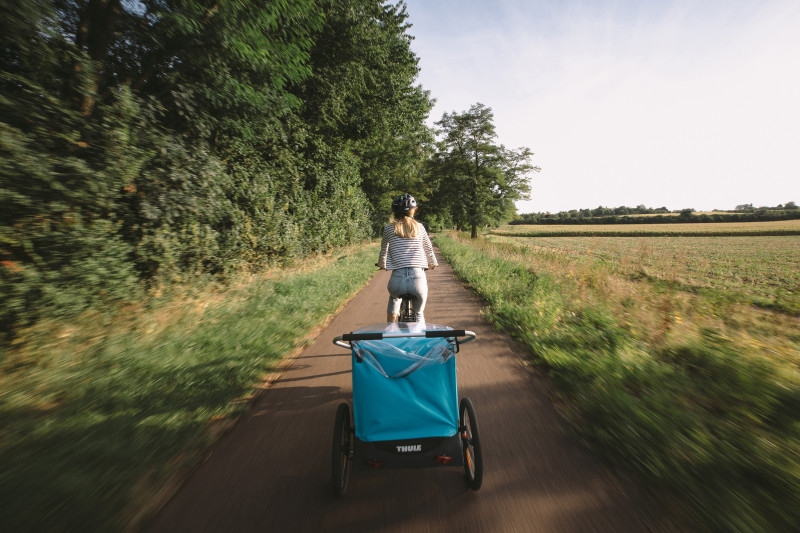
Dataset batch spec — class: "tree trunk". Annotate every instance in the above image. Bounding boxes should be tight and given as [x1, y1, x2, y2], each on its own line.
[131, 3, 218, 93]
[471, 224, 477, 238]
[72, 0, 121, 117]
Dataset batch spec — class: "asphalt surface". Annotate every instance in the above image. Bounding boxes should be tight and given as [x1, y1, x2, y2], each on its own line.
[143, 251, 667, 532]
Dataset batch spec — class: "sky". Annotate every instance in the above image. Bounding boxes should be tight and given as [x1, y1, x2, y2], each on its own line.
[401, 0, 800, 214]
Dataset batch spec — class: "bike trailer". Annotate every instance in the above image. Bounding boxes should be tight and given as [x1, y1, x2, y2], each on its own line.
[332, 323, 483, 496]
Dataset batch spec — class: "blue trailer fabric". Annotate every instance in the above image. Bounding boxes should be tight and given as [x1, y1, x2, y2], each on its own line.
[350, 324, 459, 442]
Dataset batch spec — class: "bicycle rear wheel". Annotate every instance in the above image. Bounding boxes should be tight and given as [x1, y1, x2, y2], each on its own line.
[399, 295, 418, 322]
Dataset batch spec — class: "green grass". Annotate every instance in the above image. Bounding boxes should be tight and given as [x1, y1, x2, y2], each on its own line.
[434, 232, 800, 532]
[0, 244, 378, 532]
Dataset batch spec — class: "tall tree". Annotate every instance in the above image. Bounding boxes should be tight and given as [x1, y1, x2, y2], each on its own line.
[298, 0, 434, 231]
[428, 103, 538, 237]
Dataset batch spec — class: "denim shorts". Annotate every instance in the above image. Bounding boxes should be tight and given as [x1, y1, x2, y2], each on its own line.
[387, 267, 428, 321]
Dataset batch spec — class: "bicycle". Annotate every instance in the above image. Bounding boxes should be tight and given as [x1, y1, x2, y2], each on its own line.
[376, 264, 424, 323]
[398, 293, 418, 322]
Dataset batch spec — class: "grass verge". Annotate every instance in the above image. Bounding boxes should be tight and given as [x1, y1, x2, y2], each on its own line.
[435, 232, 800, 532]
[0, 243, 378, 532]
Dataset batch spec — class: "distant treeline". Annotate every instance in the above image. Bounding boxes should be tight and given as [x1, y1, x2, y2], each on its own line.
[512, 203, 800, 225]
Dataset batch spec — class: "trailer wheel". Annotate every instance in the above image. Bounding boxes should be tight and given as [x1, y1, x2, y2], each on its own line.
[332, 402, 353, 497]
[459, 397, 483, 490]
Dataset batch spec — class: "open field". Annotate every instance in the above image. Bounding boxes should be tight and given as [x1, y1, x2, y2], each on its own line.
[435, 231, 800, 532]
[495, 219, 800, 236]
[488, 234, 800, 314]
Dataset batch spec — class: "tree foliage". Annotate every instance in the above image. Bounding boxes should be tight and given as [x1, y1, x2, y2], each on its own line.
[299, 0, 434, 232]
[425, 103, 538, 237]
[0, 0, 433, 341]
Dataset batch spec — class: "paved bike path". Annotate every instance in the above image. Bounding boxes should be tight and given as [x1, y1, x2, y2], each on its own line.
[144, 250, 664, 532]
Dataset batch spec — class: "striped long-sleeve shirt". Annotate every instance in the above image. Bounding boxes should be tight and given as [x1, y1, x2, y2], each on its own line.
[378, 223, 438, 270]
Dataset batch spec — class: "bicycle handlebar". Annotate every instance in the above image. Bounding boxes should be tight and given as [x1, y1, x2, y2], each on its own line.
[375, 263, 429, 271]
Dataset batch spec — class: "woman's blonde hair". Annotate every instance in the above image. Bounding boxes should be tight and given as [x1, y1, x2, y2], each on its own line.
[391, 213, 419, 239]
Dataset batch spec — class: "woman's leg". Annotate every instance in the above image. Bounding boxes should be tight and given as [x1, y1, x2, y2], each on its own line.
[386, 270, 403, 322]
[410, 269, 428, 322]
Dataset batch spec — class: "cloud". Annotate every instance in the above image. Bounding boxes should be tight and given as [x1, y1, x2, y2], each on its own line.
[405, 0, 800, 212]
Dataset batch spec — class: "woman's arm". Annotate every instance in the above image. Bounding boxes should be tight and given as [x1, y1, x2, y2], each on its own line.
[420, 226, 437, 269]
[378, 225, 391, 269]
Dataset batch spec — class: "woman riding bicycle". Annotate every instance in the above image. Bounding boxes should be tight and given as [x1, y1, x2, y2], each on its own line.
[377, 194, 438, 323]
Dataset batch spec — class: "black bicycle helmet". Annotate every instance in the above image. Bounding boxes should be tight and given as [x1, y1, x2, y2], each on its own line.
[391, 194, 417, 215]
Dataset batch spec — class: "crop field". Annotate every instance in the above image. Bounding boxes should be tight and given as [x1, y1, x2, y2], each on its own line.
[495, 219, 800, 236]
[487, 234, 800, 311]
